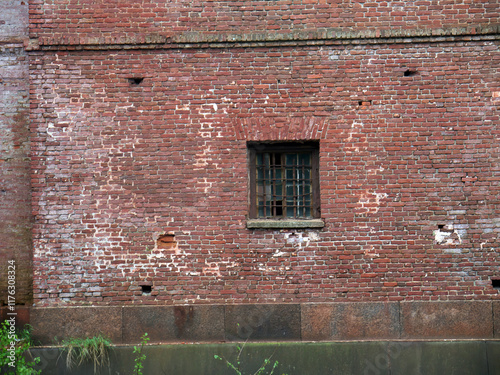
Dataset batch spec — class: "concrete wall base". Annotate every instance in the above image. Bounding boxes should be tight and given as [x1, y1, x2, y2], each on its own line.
[29, 341, 500, 375]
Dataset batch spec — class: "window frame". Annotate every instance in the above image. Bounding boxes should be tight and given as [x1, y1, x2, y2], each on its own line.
[248, 141, 321, 221]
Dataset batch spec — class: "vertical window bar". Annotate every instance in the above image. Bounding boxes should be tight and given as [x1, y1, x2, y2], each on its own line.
[298, 161, 302, 217]
[298, 162, 302, 217]
[297, 160, 300, 218]
[291, 161, 295, 218]
[280, 153, 286, 218]
[272, 153, 276, 217]
[276, 153, 283, 217]
[262, 154, 267, 217]
[302, 158, 306, 217]
[265, 153, 270, 217]
[260, 158, 264, 216]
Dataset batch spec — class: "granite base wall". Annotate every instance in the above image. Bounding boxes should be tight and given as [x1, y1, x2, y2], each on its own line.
[23, 301, 500, 345]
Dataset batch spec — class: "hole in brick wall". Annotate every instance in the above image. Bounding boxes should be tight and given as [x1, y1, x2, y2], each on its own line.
[141, 285, 152, 295]
[492, 279, 500, 290]
[437, 224, 454, 233]
[358, 100, 372, 106]
[128, 77, 144, 85]
[404, 69, 417, 77]
[461, 176, 478, 184]
[157, 234, 176, 249]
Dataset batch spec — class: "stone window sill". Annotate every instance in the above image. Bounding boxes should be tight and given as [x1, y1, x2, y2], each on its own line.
[246, 219, 325, 229]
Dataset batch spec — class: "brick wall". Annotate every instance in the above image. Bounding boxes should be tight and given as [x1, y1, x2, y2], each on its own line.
[29, 0, 499, 46]
[0, 0, 31, 306]
[30, 39, 500, 306]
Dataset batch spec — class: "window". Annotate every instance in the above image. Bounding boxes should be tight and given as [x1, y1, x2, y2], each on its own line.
[248, 141, 321, 226]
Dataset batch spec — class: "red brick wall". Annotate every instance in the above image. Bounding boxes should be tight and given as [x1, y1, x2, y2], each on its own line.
[0, 0, 32, 306]
[30, 40, 500, 306]
[29, 0, 499, 45]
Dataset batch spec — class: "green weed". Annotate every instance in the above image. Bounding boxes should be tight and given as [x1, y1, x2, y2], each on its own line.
[214, 342, 285, 375]
[60, 334, 112, 374]
[0, 320, 41, 375]
[133, 332, 149, 375]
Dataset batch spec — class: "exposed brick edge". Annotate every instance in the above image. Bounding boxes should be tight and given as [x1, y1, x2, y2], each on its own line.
[27, 24, 500, 51]
[0, 38, 27, 45]
[26, 301, 500, 345]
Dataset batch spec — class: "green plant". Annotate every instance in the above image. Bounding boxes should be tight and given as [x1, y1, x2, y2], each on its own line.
[133, 332, 149, 375]
[0, 320, 41, 375]
[61, 334, 112, 374]
[214, 342, 285, 375]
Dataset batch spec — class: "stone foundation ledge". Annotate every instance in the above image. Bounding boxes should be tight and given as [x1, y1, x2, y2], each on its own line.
[17, 301, 500, 345]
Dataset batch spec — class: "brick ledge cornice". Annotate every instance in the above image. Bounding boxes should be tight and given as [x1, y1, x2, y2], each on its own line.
[27, 23, 500, 51]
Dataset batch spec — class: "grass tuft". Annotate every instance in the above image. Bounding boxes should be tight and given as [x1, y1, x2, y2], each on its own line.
[61, 334, 112, 374]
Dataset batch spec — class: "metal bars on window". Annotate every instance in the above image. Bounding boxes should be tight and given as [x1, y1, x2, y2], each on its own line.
[248, 142, 320, 219]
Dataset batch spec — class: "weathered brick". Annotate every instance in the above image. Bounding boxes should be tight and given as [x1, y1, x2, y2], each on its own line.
[0, 0, 31, 306]
[16, 0, 500, 310]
